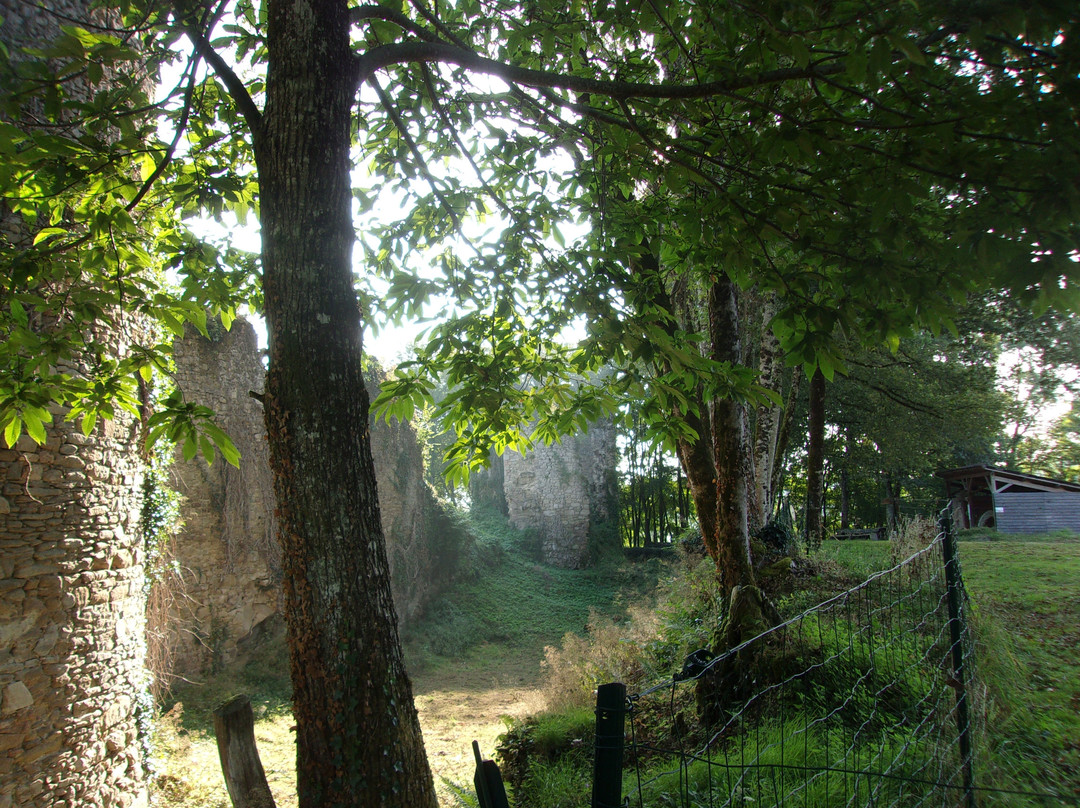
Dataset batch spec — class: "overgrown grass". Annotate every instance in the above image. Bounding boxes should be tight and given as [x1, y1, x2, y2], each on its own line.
[401, 506, 665, 669]
[151, 634, 297, 808]
[151, 506, 666, 807]
[959, 539, 1080, 806]
[510, 532, 1078, 808]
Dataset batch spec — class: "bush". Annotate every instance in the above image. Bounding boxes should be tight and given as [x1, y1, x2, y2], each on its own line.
[496, 709, 594, 804]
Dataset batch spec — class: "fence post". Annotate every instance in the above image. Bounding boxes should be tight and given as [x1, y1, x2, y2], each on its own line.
[591, 682, 626, 808]
[938, 511, 977, 808]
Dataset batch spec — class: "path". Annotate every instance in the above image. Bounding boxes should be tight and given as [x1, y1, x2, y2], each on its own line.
[412, 647, 547, 806]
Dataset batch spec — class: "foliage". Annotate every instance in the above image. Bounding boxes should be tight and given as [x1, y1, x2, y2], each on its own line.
[0, 10, 254, 462]
[6, 0, 1080, 803]
[495, 708, 594, 804]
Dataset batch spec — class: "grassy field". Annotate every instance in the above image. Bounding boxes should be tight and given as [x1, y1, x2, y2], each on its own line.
[148, 525, 1080, 807]
[820, 533, 1080, 806]
[959, 538, 1080, 806]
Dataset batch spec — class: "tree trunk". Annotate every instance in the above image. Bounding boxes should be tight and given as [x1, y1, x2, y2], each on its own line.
[769, 370, 802, 511]
[675, 409, 720, 560]
[839, 431, 851, 530]
[751, 293, 782, 531]
[707, 276, 756, 592]
[259, 1, 436, 805]
[884, 474, 900, 531]
[805, 368, 826, 550]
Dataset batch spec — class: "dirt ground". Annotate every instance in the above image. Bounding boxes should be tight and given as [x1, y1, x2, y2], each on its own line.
[412, 648, 548, 805]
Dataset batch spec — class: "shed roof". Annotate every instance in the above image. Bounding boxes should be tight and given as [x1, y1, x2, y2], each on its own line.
[938, 464, 1080, 495]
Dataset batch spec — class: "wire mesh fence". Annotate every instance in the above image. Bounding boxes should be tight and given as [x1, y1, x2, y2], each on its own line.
[595, 517, 979, 808]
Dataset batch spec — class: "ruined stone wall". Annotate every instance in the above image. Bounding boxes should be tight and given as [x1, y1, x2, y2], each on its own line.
[166, 324, 460, 678]
[166, 320, 280, 677]
[1, 2, 150, 806]
[365, 367, 464, 626]
[503, 423, 618, 568]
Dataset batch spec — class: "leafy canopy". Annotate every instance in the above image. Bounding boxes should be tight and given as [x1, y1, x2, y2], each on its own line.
[1, 0, 1078, 470]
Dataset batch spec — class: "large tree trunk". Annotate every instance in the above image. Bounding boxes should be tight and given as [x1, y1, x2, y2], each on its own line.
[707, 276, 756, 592]
[675, 408, 720, 560]
[805, 368, 826, 550]
[259, 1, 436, 805]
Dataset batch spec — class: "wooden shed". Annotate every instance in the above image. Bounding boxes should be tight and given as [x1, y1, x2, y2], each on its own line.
[939, 465, 1080, 533]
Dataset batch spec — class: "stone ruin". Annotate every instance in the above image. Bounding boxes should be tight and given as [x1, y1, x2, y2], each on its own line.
[477, 425, 619, 569]
[1, 2, 151, 805]
[0, 397, 150, 808]
[163, 320, 465, 679]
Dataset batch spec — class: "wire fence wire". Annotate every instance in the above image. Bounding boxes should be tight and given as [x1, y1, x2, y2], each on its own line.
[616, 526, 979, 808]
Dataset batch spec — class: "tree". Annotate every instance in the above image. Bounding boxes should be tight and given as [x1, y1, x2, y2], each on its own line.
[378, 4, 1080, 647]
[4, 1, 1080, 804]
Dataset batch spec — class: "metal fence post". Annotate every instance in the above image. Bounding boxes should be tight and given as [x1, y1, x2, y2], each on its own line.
[938, 511, 977, 808]
[591, 682, 626, 808]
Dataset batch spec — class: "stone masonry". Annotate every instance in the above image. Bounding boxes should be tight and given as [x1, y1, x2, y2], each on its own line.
[0, 413, 148, 808]
[1, 2, 150, 806]
[166, 322, 461, 679]
[166, 320, 280, 677]
[503, 423, 618, 568]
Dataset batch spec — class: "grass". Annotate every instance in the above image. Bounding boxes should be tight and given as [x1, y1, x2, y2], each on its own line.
[817, 534, 1080, 806]
[150, 633, 297, 808]
[150, 518, 1079, 808]
[149, 506, 665, 807]
[958, 539, 1080, 806]
[400, 506, 665, 667]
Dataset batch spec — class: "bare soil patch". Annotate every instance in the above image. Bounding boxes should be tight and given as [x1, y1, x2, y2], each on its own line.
[412, 646, 547, 805]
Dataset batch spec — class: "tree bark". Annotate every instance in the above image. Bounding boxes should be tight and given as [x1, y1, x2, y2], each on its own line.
[707, 276, 755, 592]
[751, 293, 782, 531]
[769, 370, 801, 510]
[839, 430, 851, 530]
[675, 408, 720, 561]
[805, 368, 826, 550]
[214, 695, 276, 808]
[259, 1, 436, 805]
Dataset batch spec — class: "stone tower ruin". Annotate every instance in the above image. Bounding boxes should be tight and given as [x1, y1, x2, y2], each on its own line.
[1, 3, 151, 806]
[501, 425, 619, 569]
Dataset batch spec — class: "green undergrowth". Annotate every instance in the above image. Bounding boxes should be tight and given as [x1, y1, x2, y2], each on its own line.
[151, 505, 667, 807]
[505, 534, 1079, 808]
[401, 506, 666, 670]
[960, 540, 1080, 806]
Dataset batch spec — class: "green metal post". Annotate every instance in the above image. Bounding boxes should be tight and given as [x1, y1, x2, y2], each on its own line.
[591, 682, 626, 808]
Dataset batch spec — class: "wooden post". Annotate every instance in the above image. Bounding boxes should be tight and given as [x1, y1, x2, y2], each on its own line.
[213, 694, 276, 808]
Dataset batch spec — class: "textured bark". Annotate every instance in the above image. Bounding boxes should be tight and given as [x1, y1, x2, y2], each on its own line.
[751, 294, 782, 531]
[707, 277, 756, 592]
[769, 370, 801, 507]
[214, 696, 276, 808]
[839, 431, 851, 530]
[675, 408, 719, 560]
[258, 1, 436, 805]
[805, 368, 827, 549]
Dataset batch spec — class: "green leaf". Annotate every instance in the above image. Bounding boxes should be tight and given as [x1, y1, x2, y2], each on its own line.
[21, 407, 49, 444]
[3, 416, 21, 449]
[81, 411, 98, 436]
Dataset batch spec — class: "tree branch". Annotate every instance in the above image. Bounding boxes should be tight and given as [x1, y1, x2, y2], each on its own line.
[354, 40, 844, 100]
[369, 76, 472, 252]
[176, 9, 262, 136]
